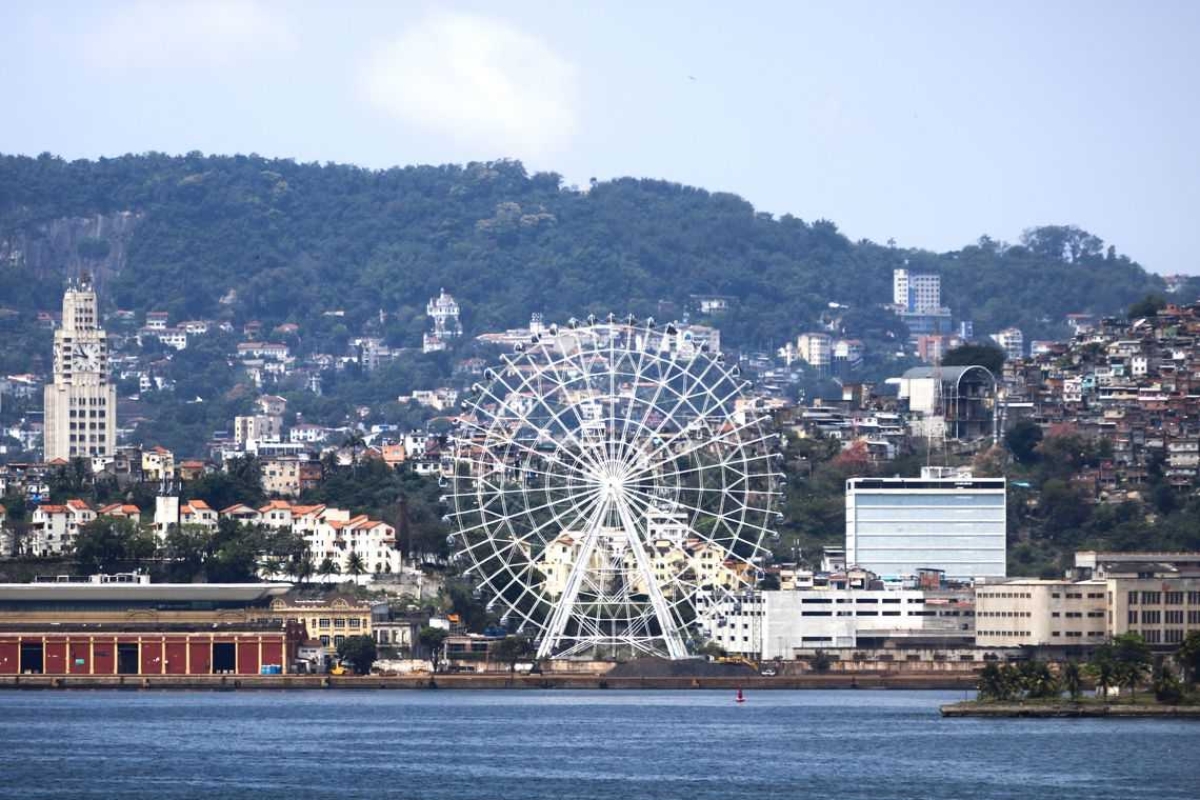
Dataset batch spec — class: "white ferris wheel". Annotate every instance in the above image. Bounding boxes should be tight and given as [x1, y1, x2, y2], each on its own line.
[446, 316, 781, 659]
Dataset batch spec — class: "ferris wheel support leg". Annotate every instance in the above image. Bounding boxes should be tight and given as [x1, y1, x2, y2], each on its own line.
[536, 502, 608, 660]
[613, 497, 689, 660]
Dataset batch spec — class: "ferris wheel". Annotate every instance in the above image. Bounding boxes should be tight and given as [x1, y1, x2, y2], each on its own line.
[445, 317, 781, 659]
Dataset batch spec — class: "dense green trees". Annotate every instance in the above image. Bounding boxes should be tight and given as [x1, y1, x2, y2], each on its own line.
[0, 153, 1167, 376]
[336, 635, 378, 675]
[941, 343, 1006, 374]
[73, 517, 155, 574]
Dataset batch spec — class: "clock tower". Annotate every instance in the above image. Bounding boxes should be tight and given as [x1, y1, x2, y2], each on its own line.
[43, 275, 117, 461]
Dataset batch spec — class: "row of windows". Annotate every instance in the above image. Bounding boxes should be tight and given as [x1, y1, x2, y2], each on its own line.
[1139, 630, 1192, 644]
[315, 618, 363, 629]
[980, 631, 1031, 637]
[68, 397, 108, 406]
[1050, 631, 1103, 638]
[978, 611, 1031, 618]
[68, 410, 107, 418]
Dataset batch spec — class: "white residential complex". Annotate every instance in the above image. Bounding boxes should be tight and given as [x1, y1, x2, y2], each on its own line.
[153, 498, 403, 577]
[845, 467, 1007, 580]
[43, 276, 117, 460]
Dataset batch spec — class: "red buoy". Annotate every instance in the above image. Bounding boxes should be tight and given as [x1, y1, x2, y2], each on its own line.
[735, 688, 745, 703]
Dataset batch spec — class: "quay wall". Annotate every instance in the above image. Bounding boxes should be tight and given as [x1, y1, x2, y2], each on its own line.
[940, 702, 1200, 718]
[0, 672, 978, 691]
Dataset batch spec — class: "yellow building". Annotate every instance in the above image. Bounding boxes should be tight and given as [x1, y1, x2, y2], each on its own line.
[269, 596, 373, 653]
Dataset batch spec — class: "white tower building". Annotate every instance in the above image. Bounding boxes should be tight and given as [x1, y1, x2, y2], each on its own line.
[424, 288, 463, 353]
[43, 276, 117, 461]
[893, 268, 942, 313]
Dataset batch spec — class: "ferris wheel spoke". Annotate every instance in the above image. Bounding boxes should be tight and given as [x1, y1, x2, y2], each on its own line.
[627, 414, 775, 479]
[502, 350, 611, 475]
[461, 385, 599, 478]
[449, 487, 602, 542]
[614, 352, 726, 471]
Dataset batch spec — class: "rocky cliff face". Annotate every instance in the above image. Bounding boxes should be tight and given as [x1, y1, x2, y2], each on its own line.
[0, 210, 143, 296]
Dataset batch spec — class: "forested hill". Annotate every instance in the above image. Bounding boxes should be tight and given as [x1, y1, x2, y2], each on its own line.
[0, 152, 1167, 365]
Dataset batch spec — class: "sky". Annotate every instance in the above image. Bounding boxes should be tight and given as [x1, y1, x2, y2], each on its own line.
[2, 1, 1198, 274]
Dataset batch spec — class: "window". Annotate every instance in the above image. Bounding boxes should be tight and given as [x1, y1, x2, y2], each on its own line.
[1165, 592, 1184, 605]
[319, 635, 330, 646]
[1166, 610, 1184, 625]
[1141, 610, 1161, 625]
[349, 619, 361, 629]
[334, 635, 345, 647]
[1145, 630, 1162, 644]
[318, 618, 331, 629]
[334, 618, 346, 629]
[1129, 592, 1138, 605]
[1142, 591, 1162, 605]
[1128, 610, 1138, 624]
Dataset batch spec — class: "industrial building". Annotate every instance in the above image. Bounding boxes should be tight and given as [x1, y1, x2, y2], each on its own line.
[845, 467, 1007, 580]
[0, 580, 301, 676]
[700, 584, 975, 661]
[894, 365, 998, 441]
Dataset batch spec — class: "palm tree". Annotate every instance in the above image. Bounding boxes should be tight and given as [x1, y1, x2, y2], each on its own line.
[294, 552, 315, 586]
[318, 556, 339, 583]
[346, 551, 366, 586]
[1177, 631, 1200, 685]
[1062, 661, 1083, 702]
[1022, 660, 1059, 700]
[1088, 656, 1116, 700]
[978, 662, 1013, 702]
[1153, 663, 1184, 704]
[1113, 633, 1152, 701]
[343, 432, 366, 473]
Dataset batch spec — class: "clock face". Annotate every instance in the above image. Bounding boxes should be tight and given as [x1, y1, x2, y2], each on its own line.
[71, 341, 103, 372]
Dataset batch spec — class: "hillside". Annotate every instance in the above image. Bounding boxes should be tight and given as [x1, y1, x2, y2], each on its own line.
[0, 151, 1169, 377]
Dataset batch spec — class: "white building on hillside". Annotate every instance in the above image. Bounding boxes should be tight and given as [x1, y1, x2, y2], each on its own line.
[893, 268, 941, 312]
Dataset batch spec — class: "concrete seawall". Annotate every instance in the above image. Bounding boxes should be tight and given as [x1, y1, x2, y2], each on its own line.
[940, 702, 1200, 718]
[0, 673, 978, 691]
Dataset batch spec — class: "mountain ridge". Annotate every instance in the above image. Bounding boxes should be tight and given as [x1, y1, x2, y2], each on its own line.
[0, 151, 1170, 375]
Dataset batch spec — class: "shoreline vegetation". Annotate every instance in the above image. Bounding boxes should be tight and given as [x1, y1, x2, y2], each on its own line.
[941, 701, 1200, 718]
[951, 631, 1200, 717]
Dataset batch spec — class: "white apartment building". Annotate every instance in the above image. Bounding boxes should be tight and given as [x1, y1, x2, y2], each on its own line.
[991, 327, 1024, 360]
[845, 468, 1007, 579]
[233, 414, 283, 449]
[29, 499, 96, 556]
[795, 333, 832, 370]
[893, 268, 941, 313]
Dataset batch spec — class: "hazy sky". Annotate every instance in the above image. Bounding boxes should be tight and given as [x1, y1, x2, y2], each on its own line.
[2, 1, 1198, 274]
